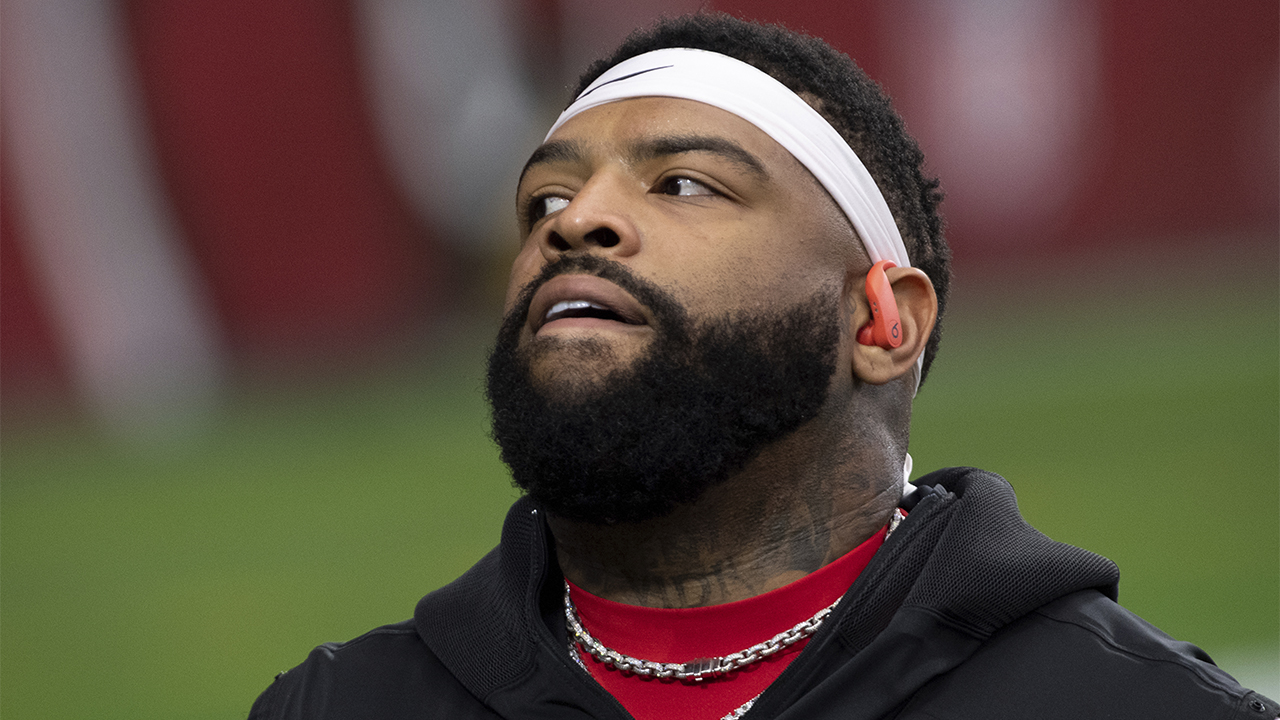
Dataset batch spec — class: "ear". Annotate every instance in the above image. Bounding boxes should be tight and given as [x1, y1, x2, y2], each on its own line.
[849, 265, 938, 386]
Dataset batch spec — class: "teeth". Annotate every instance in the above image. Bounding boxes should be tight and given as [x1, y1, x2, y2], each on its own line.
[546, 299, 607, 320]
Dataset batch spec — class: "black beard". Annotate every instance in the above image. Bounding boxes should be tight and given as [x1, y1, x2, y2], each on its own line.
[485, 255, 840, 525]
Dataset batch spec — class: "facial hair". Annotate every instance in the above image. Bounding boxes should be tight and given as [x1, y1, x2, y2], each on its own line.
[485, 254, 841, 525]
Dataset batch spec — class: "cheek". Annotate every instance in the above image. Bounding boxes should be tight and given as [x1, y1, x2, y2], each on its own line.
[675, 235, 840, 310]
[504, 243, 544, 310]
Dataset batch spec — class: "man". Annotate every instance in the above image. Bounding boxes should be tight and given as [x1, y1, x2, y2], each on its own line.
[249, 13, 1276, 720]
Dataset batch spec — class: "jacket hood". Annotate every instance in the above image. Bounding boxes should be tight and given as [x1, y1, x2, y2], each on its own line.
[415, 467, 1120, 719]
[750, 467, 1119, 719]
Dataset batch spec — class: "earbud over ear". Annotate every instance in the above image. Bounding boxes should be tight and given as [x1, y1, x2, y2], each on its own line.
[856, 260, 903, 349]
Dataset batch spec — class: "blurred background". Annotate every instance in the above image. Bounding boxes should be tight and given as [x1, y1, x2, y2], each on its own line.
[1, 0, 1276, 717]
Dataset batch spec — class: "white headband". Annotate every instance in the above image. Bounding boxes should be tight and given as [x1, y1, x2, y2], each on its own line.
[546, 48, 923, 391]
[547, 47, 912, 270]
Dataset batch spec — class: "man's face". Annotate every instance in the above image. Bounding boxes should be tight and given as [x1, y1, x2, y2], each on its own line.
[506, 97, 862, 389]
[486, 97, 864, 524]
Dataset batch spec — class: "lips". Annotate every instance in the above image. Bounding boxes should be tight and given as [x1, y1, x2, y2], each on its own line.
[528, 274, 651, 334]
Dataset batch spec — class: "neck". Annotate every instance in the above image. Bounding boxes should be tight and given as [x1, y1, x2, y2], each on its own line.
[548, 419, 902, 608]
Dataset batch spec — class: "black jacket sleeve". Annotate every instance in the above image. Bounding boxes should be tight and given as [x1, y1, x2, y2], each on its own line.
[895, 590, 1279, 720]
[247, 620, 503, 720]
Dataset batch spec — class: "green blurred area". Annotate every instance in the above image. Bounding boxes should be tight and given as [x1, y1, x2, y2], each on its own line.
[2, 251, 1277, 718]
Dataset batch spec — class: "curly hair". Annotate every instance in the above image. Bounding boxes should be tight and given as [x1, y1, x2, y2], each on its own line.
[572, 13, 951, 387]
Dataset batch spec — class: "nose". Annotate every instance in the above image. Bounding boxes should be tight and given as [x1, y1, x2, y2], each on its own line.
[537, 174, 641, 262]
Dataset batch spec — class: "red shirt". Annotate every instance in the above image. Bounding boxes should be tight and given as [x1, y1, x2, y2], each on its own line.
[568, 523, 890, 720]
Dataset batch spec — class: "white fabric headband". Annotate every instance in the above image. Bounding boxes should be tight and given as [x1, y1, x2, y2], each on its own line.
[545, 47, 923, 394]
[546, 47, 912, 270]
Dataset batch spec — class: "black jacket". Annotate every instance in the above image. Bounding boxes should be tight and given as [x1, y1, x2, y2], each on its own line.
[249, 468, 1278, 719]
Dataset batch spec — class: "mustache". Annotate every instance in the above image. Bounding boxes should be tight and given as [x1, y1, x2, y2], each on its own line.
[506, 254, 689, 332]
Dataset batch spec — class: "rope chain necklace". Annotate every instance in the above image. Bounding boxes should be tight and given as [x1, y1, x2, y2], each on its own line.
[565, 508, 905, 720]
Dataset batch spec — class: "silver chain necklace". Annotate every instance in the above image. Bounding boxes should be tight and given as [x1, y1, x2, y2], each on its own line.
[565, 508, 904, 719]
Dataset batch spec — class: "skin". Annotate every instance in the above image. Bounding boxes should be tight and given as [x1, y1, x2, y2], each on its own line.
[509, 97, 938, 608]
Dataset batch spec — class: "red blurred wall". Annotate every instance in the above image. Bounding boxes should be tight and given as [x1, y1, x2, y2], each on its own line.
[122, 0, 446, 359]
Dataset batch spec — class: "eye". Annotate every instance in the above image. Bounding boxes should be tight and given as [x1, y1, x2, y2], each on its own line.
[656, 176, 716, 197]
[527, 195, 571, 224]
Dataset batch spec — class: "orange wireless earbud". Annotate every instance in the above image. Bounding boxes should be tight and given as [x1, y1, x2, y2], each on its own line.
[856, 260, 903, 349]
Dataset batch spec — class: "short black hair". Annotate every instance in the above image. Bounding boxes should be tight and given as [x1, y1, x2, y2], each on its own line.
[573, 12, 951, 387]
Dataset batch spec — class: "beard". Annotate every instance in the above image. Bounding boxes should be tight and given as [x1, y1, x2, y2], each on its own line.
[485, 254, 840, 525]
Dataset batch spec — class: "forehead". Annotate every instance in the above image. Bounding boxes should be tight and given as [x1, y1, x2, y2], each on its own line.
[534, 97, 809, 177]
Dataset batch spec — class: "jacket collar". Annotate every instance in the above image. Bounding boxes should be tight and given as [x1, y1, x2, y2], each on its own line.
[415, 468, 1120, 718]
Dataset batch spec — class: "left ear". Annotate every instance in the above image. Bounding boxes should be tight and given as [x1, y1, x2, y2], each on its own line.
[849, 265, 938, 385]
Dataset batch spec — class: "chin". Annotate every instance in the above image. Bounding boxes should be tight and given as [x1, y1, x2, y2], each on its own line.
[522, 335, 641, 396]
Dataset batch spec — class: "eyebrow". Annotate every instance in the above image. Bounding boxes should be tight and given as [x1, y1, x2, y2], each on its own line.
[518, 133, 770, 185]
[519, 139, 584, 184]
[626, 135, 768, 180]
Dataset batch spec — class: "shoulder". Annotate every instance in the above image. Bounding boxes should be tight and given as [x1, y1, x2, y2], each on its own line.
[899, 590, 1277, 720]
[247, 619, 500, 720]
